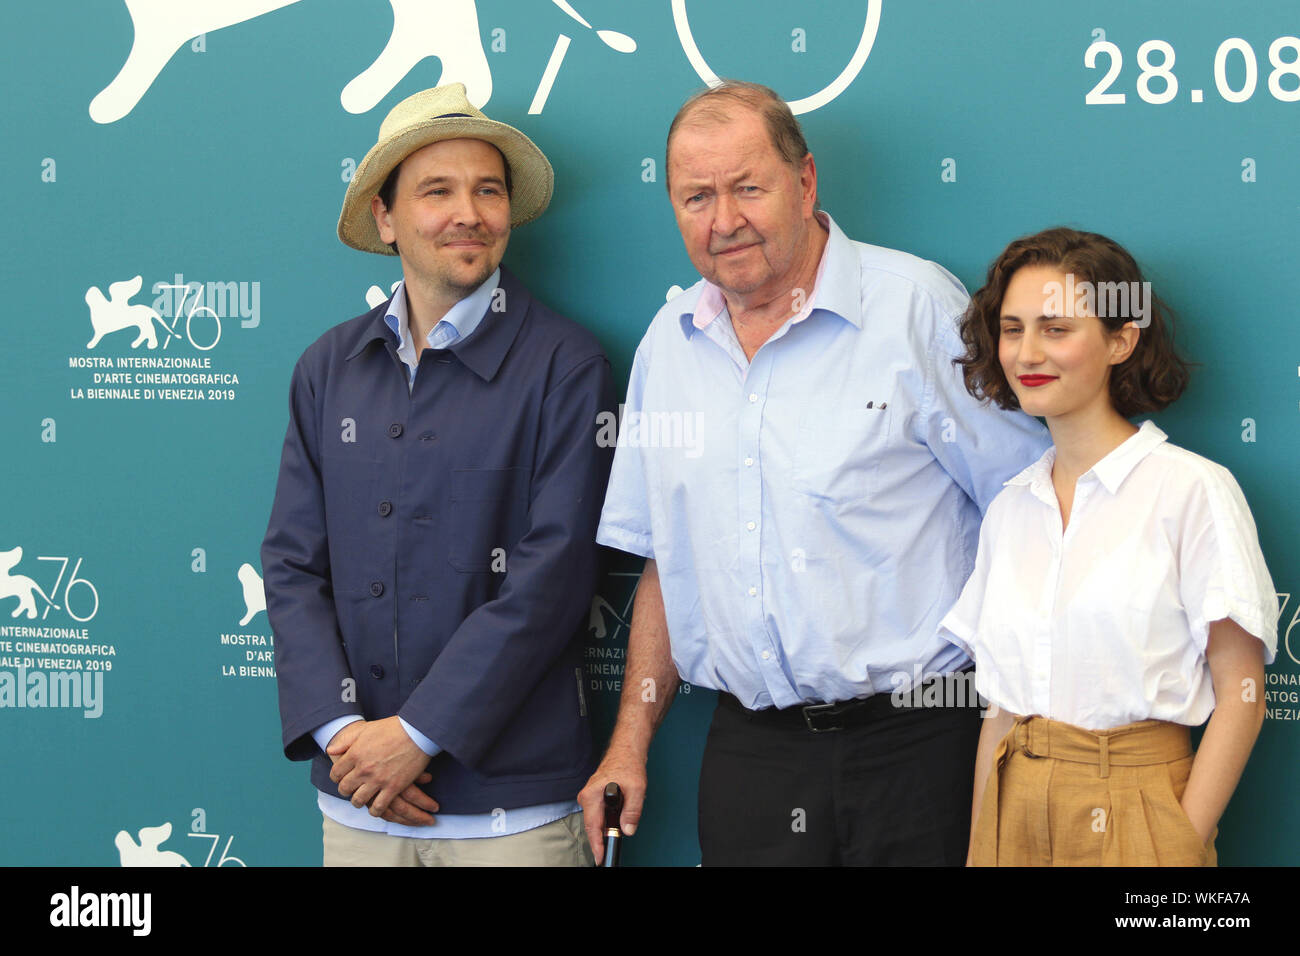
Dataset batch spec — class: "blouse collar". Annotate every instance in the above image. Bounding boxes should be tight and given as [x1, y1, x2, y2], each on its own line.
[1005, 419, 1169, 500]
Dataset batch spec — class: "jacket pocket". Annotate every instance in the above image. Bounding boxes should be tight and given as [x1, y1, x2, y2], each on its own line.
[447, 467, 529, 572]
[469, 658, 593, 781]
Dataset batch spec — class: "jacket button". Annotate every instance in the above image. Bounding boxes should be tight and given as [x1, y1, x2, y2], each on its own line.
[378, 500, 392, 517]
[369, 581, 384, 597]
[369, 664, 384, 679]
[388, 423, 403, 438]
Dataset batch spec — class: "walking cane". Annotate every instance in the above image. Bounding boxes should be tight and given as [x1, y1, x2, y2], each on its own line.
[601, 782, 623, 867]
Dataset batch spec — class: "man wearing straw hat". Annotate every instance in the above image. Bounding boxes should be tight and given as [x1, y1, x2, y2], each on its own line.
[263, 83, 612, 866]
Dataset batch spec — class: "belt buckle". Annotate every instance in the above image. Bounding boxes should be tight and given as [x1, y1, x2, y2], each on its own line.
[802, 702, 845, 733]
[1015, 716, 1040, 758]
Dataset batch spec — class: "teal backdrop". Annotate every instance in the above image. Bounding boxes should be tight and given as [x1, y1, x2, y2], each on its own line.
[2, 0, 1297, 866]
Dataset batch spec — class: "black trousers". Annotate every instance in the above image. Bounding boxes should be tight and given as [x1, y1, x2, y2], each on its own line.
[698, 689, 981, 865]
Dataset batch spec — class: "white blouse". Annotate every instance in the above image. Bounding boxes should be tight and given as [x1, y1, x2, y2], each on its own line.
[940, 421, 1277, 730]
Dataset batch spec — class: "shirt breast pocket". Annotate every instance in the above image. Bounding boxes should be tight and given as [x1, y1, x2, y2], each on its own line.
[791, 402, 893, 504]
[448, 467, 529, 572]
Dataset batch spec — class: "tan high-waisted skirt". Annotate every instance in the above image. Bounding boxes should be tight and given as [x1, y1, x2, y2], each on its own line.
[970, 715, 1217, 866]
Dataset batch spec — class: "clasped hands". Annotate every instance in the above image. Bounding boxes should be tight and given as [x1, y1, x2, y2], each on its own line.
[326, 717, 439, 826]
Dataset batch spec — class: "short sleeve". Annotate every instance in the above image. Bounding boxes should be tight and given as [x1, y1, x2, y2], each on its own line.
[595, 342, 655, 558]
[1177, 465, 1278, 663]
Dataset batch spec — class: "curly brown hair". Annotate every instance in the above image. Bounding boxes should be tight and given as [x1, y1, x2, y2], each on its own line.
[956, 227, 1192, 418]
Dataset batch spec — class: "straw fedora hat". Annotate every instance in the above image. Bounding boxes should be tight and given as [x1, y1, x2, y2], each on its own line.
[338, 83, 554, 255]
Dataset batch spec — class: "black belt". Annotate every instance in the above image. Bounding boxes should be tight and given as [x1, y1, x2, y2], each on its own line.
[718, 666, 977, 733]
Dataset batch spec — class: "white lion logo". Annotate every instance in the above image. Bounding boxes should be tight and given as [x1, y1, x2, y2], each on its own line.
[85, 275, 160, 350]
[0, 547, 40, 620]
[238, 563, 266, 627]
[115, 822, 191, 867]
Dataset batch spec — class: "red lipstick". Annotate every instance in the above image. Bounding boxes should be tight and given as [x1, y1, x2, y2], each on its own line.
[1017, 375, 1057, 387]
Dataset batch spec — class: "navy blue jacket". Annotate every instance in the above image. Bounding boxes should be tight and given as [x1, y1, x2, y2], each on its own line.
[262, 267, 614, 813]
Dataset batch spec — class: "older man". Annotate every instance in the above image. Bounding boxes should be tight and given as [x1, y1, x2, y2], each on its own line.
[579, 82, 1050, 865]
[263, 84, 612, 866]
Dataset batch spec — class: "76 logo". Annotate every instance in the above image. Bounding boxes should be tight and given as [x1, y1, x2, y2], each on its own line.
[0, 547, 99, 622]
[1278, 592, 1300, 666]
[187, 831, 246, 867]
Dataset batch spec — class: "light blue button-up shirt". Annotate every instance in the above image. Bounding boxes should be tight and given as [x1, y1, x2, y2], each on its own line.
[596, 214, 1051, 709]
[313, 271, 580, 838]
[383, 271, 498, 389]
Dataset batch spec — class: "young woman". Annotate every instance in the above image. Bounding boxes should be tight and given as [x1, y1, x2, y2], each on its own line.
[942, 228, 1277, 866]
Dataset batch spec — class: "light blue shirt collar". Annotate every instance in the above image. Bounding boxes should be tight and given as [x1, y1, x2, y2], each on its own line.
[676, 212, 863, 340]
[382, 269, 501, 384]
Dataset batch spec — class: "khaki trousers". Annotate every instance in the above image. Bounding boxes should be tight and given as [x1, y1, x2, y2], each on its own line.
[970, 715, 1217, 867]
[322, 812, 594, 867]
